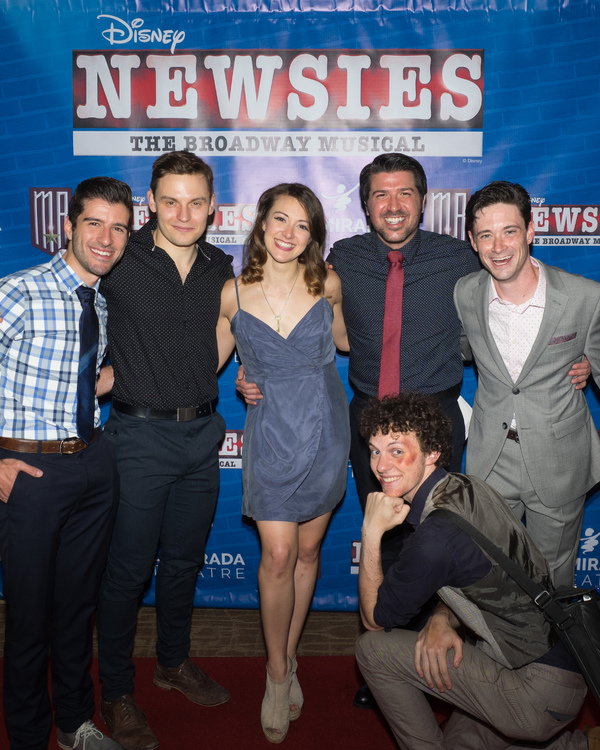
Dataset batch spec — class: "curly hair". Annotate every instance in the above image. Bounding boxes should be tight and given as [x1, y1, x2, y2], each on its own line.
[359, 393, 452, 468]
[240, 183, 327, 297]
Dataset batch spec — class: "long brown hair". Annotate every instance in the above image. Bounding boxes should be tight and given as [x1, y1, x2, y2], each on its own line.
[240, 183, 327, 297]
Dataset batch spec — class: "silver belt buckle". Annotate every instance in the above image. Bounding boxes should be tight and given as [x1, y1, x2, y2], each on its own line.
[176, 407, 197, 422]
[60, 437, 81, 454]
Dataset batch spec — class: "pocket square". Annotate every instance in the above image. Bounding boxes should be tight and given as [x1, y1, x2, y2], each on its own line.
[548, 333, 577, 345]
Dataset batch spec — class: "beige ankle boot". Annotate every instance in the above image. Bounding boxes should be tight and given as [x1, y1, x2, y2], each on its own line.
[289, 656, 303, 721]
[261, 658, 292, 744]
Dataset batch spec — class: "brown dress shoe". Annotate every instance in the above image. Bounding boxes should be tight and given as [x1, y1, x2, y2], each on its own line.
[153, 658, 230, 706]
[99, 695, 158, 750]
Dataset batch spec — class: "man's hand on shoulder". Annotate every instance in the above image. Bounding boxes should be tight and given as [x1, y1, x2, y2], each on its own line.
[0, 458, 43, 503]
[570, 356, 591, 390]
[235, 365, 263, 405]
[414, 603, 463, 692]
[96, 365, 114, 397]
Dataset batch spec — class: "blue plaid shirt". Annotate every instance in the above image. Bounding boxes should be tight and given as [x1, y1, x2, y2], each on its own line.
[0, 251, 108, 439]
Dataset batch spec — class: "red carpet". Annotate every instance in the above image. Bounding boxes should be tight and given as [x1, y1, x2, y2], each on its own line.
[1, 657, 599, 749]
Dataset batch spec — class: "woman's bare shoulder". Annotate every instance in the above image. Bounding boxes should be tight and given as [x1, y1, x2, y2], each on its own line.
[220, 276, 239, 316]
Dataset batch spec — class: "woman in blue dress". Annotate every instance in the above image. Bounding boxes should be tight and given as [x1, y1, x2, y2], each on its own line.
[217, 183, 350, 743]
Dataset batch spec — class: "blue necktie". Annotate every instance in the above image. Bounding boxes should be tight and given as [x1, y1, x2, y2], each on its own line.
[75, 286, 99, 444]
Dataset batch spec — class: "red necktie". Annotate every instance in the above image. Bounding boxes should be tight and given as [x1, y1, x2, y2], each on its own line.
[378, 251, 404, 398]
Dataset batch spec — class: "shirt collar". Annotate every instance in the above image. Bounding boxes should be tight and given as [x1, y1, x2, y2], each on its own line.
[374, 228, 421, 265]
[405, 466, 447, 526]
[144, 217, 209, 264]
[51, 249, 101, 294]
[488, 258, 546, 312]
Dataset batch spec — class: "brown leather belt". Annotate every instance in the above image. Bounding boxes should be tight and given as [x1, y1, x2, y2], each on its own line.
[0, 427, 100, 455]
[506, 429, 520, 444]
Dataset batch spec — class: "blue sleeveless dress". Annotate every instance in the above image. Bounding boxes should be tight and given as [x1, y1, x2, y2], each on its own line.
[231, 279, 350, 522]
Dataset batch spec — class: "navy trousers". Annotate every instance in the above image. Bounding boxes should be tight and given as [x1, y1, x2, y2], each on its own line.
[96, 408, 225, 702]
[0, 436, 119, 750]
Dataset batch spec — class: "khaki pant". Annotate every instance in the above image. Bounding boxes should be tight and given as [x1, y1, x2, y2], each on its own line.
[356, 629, 588, 750]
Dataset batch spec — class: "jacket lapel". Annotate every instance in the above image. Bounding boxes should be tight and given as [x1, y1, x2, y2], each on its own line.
[472, 274, 514, 385]
[516, 262, 568, 385]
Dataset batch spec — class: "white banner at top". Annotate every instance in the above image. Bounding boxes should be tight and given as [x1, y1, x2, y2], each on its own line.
[73, 129, 483, 157]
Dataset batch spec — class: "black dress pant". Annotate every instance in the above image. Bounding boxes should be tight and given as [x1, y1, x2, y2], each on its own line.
[0, 436, 119, 750]
[97, 409, 224, 702]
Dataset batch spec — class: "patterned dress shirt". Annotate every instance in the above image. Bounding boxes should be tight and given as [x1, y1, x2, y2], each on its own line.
[328, 229, 481, 396]
[0, 250, 106, 439]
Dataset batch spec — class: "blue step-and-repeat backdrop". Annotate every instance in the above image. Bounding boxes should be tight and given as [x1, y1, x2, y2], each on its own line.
[1, 0, 599, 609]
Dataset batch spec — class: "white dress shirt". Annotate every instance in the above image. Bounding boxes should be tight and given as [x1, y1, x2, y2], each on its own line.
[488, 258, 546, 429]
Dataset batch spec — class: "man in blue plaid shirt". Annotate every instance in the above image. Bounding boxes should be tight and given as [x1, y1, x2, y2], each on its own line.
[0, 177, 132, 750]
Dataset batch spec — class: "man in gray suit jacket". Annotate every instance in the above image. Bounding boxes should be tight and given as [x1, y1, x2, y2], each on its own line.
[454, 181, 600, 587]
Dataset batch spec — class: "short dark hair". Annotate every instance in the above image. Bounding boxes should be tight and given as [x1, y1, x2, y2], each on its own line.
[68, 176, 133, 227]
[359, 392, 452, 468]
[241, 183, 327, 297]
[359, 153, 428, 210]
[149, 150, 214, 198]
[466, 181, 532, 235]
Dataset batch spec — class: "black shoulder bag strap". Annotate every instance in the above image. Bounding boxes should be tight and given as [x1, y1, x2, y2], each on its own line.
[431, 508, 571, 627]
[431, 507, 600, 704]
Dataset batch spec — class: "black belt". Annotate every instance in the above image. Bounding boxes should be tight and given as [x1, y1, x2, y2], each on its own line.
[351, 382, 462, 403]
[112, 399, 218, 422]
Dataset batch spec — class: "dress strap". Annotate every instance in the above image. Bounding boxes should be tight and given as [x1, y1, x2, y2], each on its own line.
[234, 276, 242, 311]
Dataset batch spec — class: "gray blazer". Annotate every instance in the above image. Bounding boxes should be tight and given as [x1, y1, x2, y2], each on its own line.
[454, 261, 600, 508]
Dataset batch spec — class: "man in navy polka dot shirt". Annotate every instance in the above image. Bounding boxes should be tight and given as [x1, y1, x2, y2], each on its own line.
[328, 154, 480, 565]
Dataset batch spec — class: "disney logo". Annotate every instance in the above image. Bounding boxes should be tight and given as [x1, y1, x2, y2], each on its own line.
[531, 197, 546, 206]
[98, 15, 185, 54]
[132, 196, 147, 205]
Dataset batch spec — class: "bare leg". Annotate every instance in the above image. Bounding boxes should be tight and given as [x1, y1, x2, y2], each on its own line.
[286, 512, 333, 660]
[286, 512, 332, 716]
[256, 512, 332, 682]
[256, 520, 299, 743]
[256, 520, 299, 683]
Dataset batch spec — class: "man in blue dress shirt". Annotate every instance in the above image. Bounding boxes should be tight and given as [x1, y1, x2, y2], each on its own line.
[0, 177, 132, 750]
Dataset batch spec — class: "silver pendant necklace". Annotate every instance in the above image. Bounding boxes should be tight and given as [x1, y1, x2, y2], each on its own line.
[260, 266, 300, 333]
